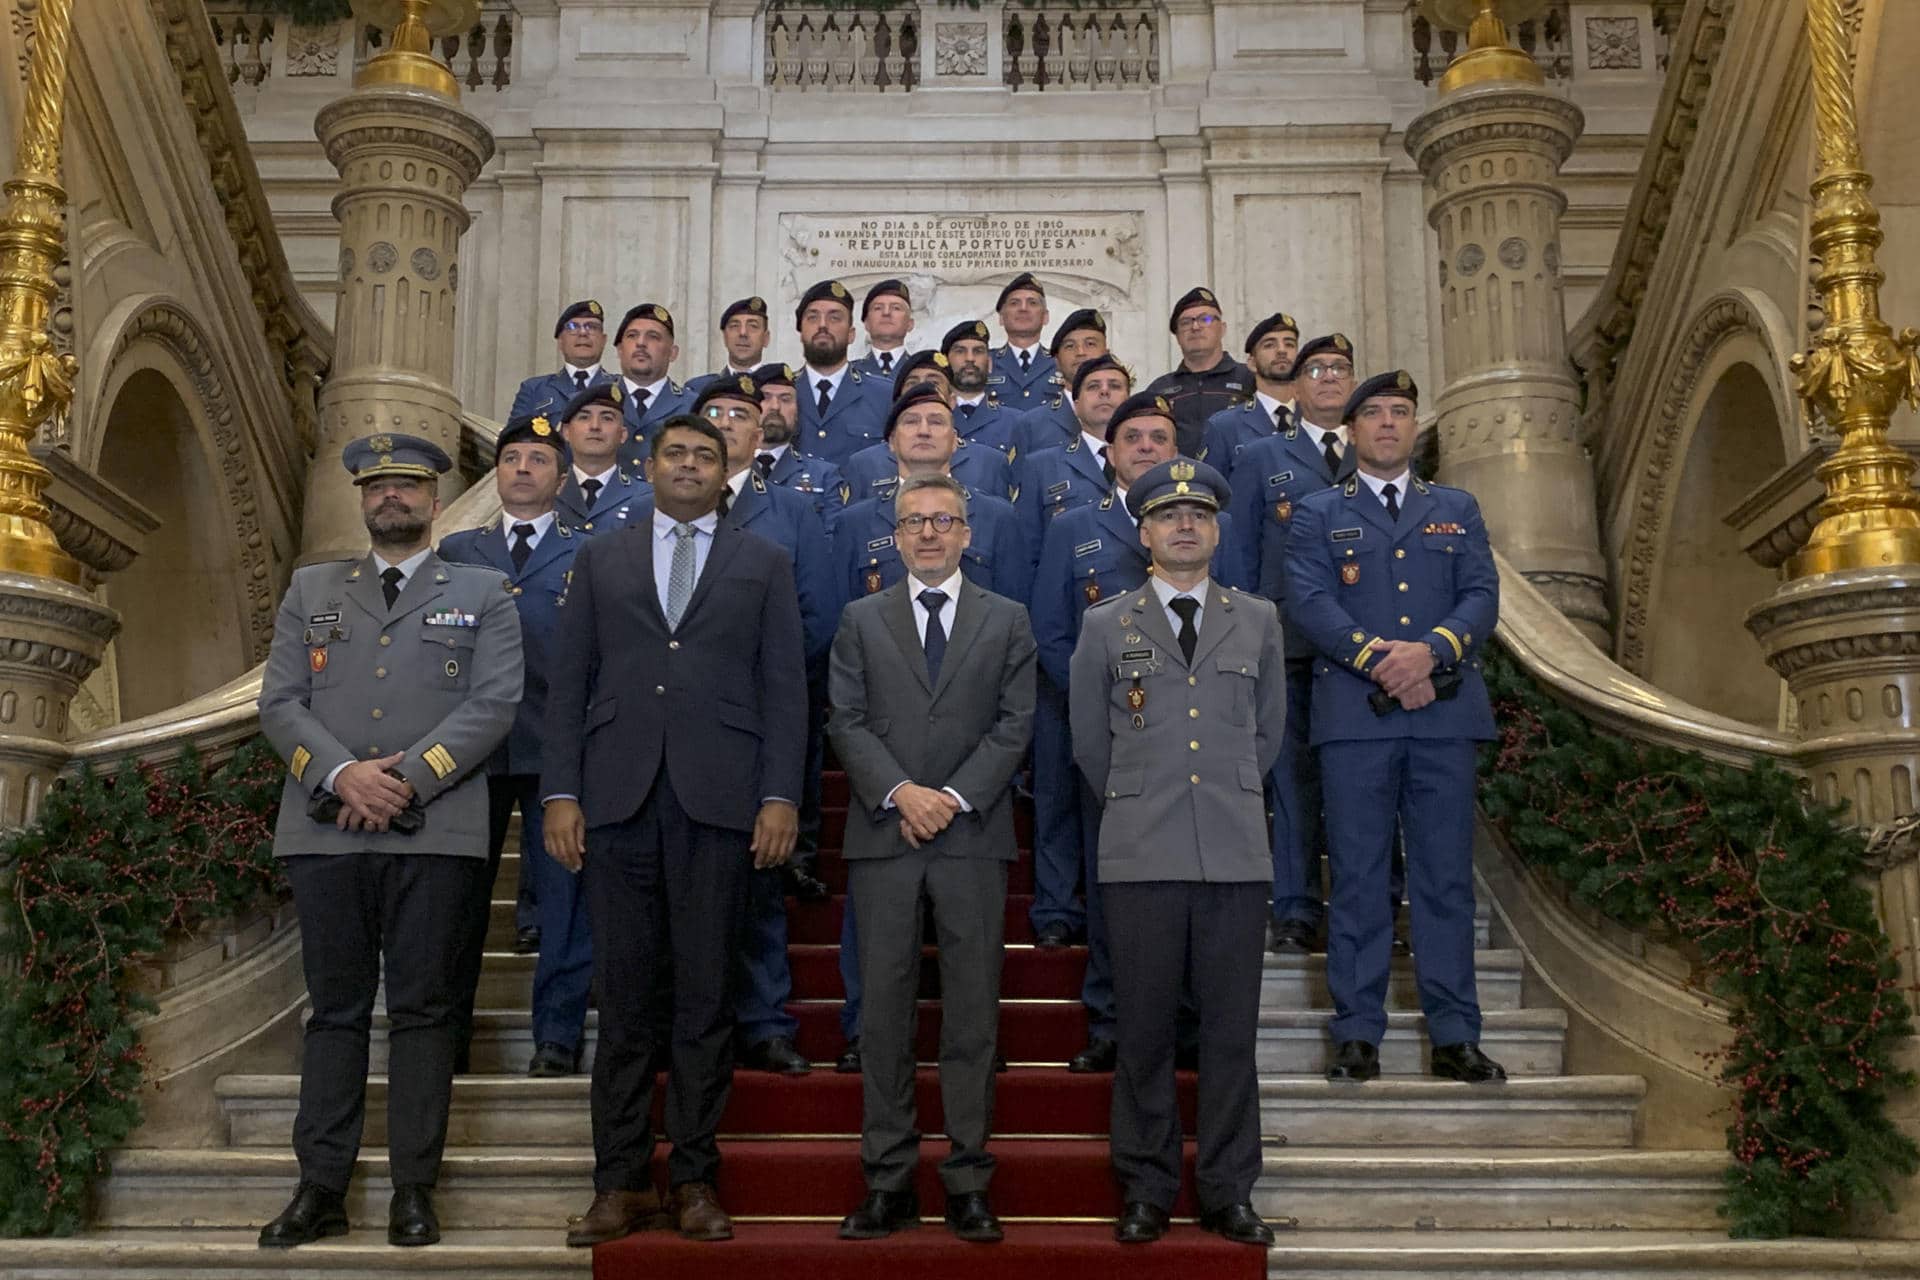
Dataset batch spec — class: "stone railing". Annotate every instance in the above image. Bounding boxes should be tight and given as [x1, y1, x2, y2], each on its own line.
[1408, 0, 1574, 85]
[763, 1, 1159, 92]
[205, 2, 517, 95]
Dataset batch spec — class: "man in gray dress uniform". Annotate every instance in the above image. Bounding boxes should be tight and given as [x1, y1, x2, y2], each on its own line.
[1069, 456, 1283, 1249]
[256, 433, 523, 1249]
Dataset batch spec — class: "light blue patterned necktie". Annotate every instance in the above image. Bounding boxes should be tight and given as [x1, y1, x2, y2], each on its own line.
[665, 522, 696, 629]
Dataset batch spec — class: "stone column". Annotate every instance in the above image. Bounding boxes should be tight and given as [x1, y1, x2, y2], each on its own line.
[299, 0, 495, 565]
[1404, 6, 1610, 647]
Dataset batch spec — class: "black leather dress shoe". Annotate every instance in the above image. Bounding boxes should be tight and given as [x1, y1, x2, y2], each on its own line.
[258, 1182, 349, 1248]
[835, 1038, 862, 1074]
[1067, 1038, 1116, 1073]
[742, 1036, 811, 1075]
[1200, 1201, 1275, 1246]
[1113, 1200, 1170, 1244]
[1034, 920, 1076, 948]
[387, 1184, 440, 1247]
[1268, 917, 1315, 954]
[1431, 1041, 1507, 1083]
[945, 1191, 1003, 1242]
[514, 925, 541, 955]
[527, 1041, 577, 1078]
[785, 863, 831, 902]
[1326, 1039, 1380, 1083]
[838, 1188, 920, 1239]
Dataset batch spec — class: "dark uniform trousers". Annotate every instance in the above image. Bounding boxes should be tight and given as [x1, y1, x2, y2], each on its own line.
[584, 767, 750, 1192]
[286, 851, 483, 1191]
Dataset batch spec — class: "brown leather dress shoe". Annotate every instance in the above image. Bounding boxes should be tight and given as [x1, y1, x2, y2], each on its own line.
[671, 1182, 734, 1241]
[565, 1189, 670, 1247]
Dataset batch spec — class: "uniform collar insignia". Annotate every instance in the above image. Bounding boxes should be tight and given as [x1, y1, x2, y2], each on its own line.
[1343, 478, 1359, 496]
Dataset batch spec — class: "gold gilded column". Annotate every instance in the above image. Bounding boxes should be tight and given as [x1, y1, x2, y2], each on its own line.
[300, 0, 494, 564]
[1404, 1, 1609, 646]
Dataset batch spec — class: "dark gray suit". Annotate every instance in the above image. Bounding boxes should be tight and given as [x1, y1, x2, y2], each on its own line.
[827, 578, 1036, 1195]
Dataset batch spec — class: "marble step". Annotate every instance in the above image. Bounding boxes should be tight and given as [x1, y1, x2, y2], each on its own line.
[0, 1230, 582, 1280]
[214, 1071, 1639, 1150]
[1258, 1008, 1567, 1076]
[93, 1147, 1725, 1233]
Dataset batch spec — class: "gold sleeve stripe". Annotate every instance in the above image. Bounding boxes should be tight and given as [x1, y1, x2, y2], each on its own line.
[1433, 626, 1465, 661]
[290, 746, 312, 782]
[1353, 639, 1379, 672]
[424, 744, 457, 780]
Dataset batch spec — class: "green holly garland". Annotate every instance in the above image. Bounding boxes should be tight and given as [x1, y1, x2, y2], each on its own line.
[1479, 648, 1919, 1237]
[0, 739, 285, 1236]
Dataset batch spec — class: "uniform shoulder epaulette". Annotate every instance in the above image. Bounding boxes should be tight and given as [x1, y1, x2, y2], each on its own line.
[1084, 592, 1128, 616]
[478, 516, 500, 534]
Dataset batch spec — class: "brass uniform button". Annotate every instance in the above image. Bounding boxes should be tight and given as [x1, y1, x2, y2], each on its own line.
[371, 708, 384, 720]
[655, 685, 666, 695]
[375, 667, 388, 678]
[1187, 676, 1197, 686]
[1189, 774, 1200, 784]
[669, 640, 681, 650]
[1189, 740, 1199, 750]
[1399, 617, 1411, 626]
[1395, 548, 1406, 559]
[379, 635, 392, 646]
[1397, 582, 1409, 592]
[1188, 708, 1199, 719]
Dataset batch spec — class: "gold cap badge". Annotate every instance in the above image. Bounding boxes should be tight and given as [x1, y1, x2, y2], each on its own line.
[1155, 396, 1171, 415]
[1333, 334, 1351, 352]
[738, 376, 756, 395]
[531, 415, 552, 436]
[1395, 370, 1412, 389]
[1170, 460, 1195, 481]
[587, 300, 603, 317]
[830, 282, 848, 299]
[370, 434, 394, 453]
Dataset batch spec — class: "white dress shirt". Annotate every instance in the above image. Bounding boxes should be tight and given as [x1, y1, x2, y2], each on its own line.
[1358, 467, 1411, 511]
[884, 570, 973, 814]
[1008, 342, 1043, 368]
[1151, 573, 1210, 639]
[1113, 485, 1137, 526]
[564, 362, 603, 384]
[804, 363, 849, 404]
[502, 509, 556, 556]
[1303, 419, 1350, 459]
[623, 375, 670, 406]
[652, 506, 719, 615]
[573, 462, 619, 490]
[1080, 431, 1109, 466]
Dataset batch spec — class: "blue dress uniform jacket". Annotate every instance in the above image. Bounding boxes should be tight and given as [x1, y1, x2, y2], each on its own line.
[686, 368, 759, 397]
[765, 447, 853, 519]
[951, 396, 1020, 457]
[1200, 398, 1292, 481]
[1012, 436, 1108, 568]
[1228, 428, 1355, 660]
[554, 468, 647, 536]
[509, 368, 614, 422]
[829, 487, 1032, 606]
[795, 366, 892, 467]
[1013, 395, 1078, 457]
[1284, 476, 1498, 743]
[990, 344, 1059, 409]
[438, 518, 580, 776]
[258, 553, 524, 858]
[852, 350, 903, 380]
[842, 440, 1016, 505]
[723, 475, 843, 662]
[614, 380, 698, 469]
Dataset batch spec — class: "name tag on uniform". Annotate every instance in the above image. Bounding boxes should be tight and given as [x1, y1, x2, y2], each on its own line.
[1120, 648, 1155, 662]
[1225, 381, 1246, 392]
[867, 536, 895, 551]
[308, 611, 341, 625]
[1046, 480, 1071, 497]
[987, 375, 1007, 384]
[426, 610, 478, 627]
[1074, 539, 1102, 557]
[1267, 471, 1293, 486]
[1331, 527, 1363, 542]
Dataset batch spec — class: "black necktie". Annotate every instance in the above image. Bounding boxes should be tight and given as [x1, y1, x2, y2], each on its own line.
[1322, 430, 1341, 476]
[1169, 596, 1199, 665]
[920, 588, 948, 684]
[580, 477, 602, 507]
[1099, 446, 1113, 484]
[1274, 404, 1288, 434]
[879, 351, 893, 373]
[381, 566, 404, 610]
[573, 369, 589, 391]
[960, 402, 976, 419]
[631, 387, 651, 415]
[1383, 482, 1400, 521]
[716, 485, 733, 517]
[510, 522, 534, 571]
[755, 452, 775, 478]
[817, 379, 833, 415]
[1020, 350, 1032, 374]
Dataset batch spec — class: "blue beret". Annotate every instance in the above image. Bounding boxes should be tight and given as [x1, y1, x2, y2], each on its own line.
[616, 302, 675, 341]
[795, 279, 855, 327]
[1126, 456, 1230, 521]
[1168, 286, 1221, 333]
[1071, 352, 1132, 399]
[1244, 312, 1300, 354]
[1105, 389, 1175, 443]
[718, 296, 768, 329]
[885, 381, 953, 438]
[342, 432, 452, 484]
[1342, 369, 1419, 423]
[1290, 332, 1355, 380]
[694, 373, 762, 412]
[553, 299, 605, 339]
[891, 349, 951, 393]
[941, 319, 992, 354]
[559, 379, 624, 423]
[996, 272, 1045, 310]
[495, 413, 566, 465]
[752, 362, 798, 390]
[862, 278, 911, 317]
[1049, 308, 1106, 356]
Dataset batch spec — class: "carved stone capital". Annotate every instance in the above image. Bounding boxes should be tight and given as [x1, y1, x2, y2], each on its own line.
[1404, 87, 1585, 179]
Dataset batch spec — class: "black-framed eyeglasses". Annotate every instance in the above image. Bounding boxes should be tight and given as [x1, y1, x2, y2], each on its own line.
[1175, 314, 1221, 332]
[1301, 362, 1354, 381]
[563, 320, 604, 334]
[897, 513, 968, 534]
[702, 405, 757, 422]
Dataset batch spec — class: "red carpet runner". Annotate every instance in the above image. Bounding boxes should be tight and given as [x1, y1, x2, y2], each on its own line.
[594, 773, 1268, 1279]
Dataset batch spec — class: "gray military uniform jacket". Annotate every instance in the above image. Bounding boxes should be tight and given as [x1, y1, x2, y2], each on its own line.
[258, 552, 524, 858]
[1068, 579, 1284, 884]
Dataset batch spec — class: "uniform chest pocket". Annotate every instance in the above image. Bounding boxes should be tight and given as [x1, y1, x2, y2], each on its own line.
[303, 625, 349, 689]
[1416, 535, 1461, 585]
[422, 630, 476, 690]
[1217, 656, 1260, 725]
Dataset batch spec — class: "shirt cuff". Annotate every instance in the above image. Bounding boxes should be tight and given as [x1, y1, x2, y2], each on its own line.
[322, 762, 350, 794]
[882, 781, 906, 810]
[761, 796, 797, 807]
[941, 786, 973, 814]
[542, 793, 579, 804]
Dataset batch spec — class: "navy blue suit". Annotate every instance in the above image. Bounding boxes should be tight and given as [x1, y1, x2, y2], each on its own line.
[1013, 395, 1078, 457]
[554, 467, 648, 537]
[1029, 495, 1244, 1037]
[951, 395, 1020, 457]
[765, 447, 853, 520]
[439, 516, 590, 1056]
[1227, 427, 1355, 925]
[615, 380, 698, 470]
[795, 366, 892, 468]
[509, 367, 613, 422]
[990, 344, 1059, 410]
[1200, 397, 1294, 482]
[842, 441, 1016, 505]
[1286, 476, 1498, 1049]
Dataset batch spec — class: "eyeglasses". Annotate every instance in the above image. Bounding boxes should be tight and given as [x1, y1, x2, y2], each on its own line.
[563, 320, 604, 334]
[702, 405, 757, 422]
[896, 513, 968, 534]
[1146, 506, 1218, 527]
[1301, 362, 1354, 381]
[1175, 314, 1221, 332]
